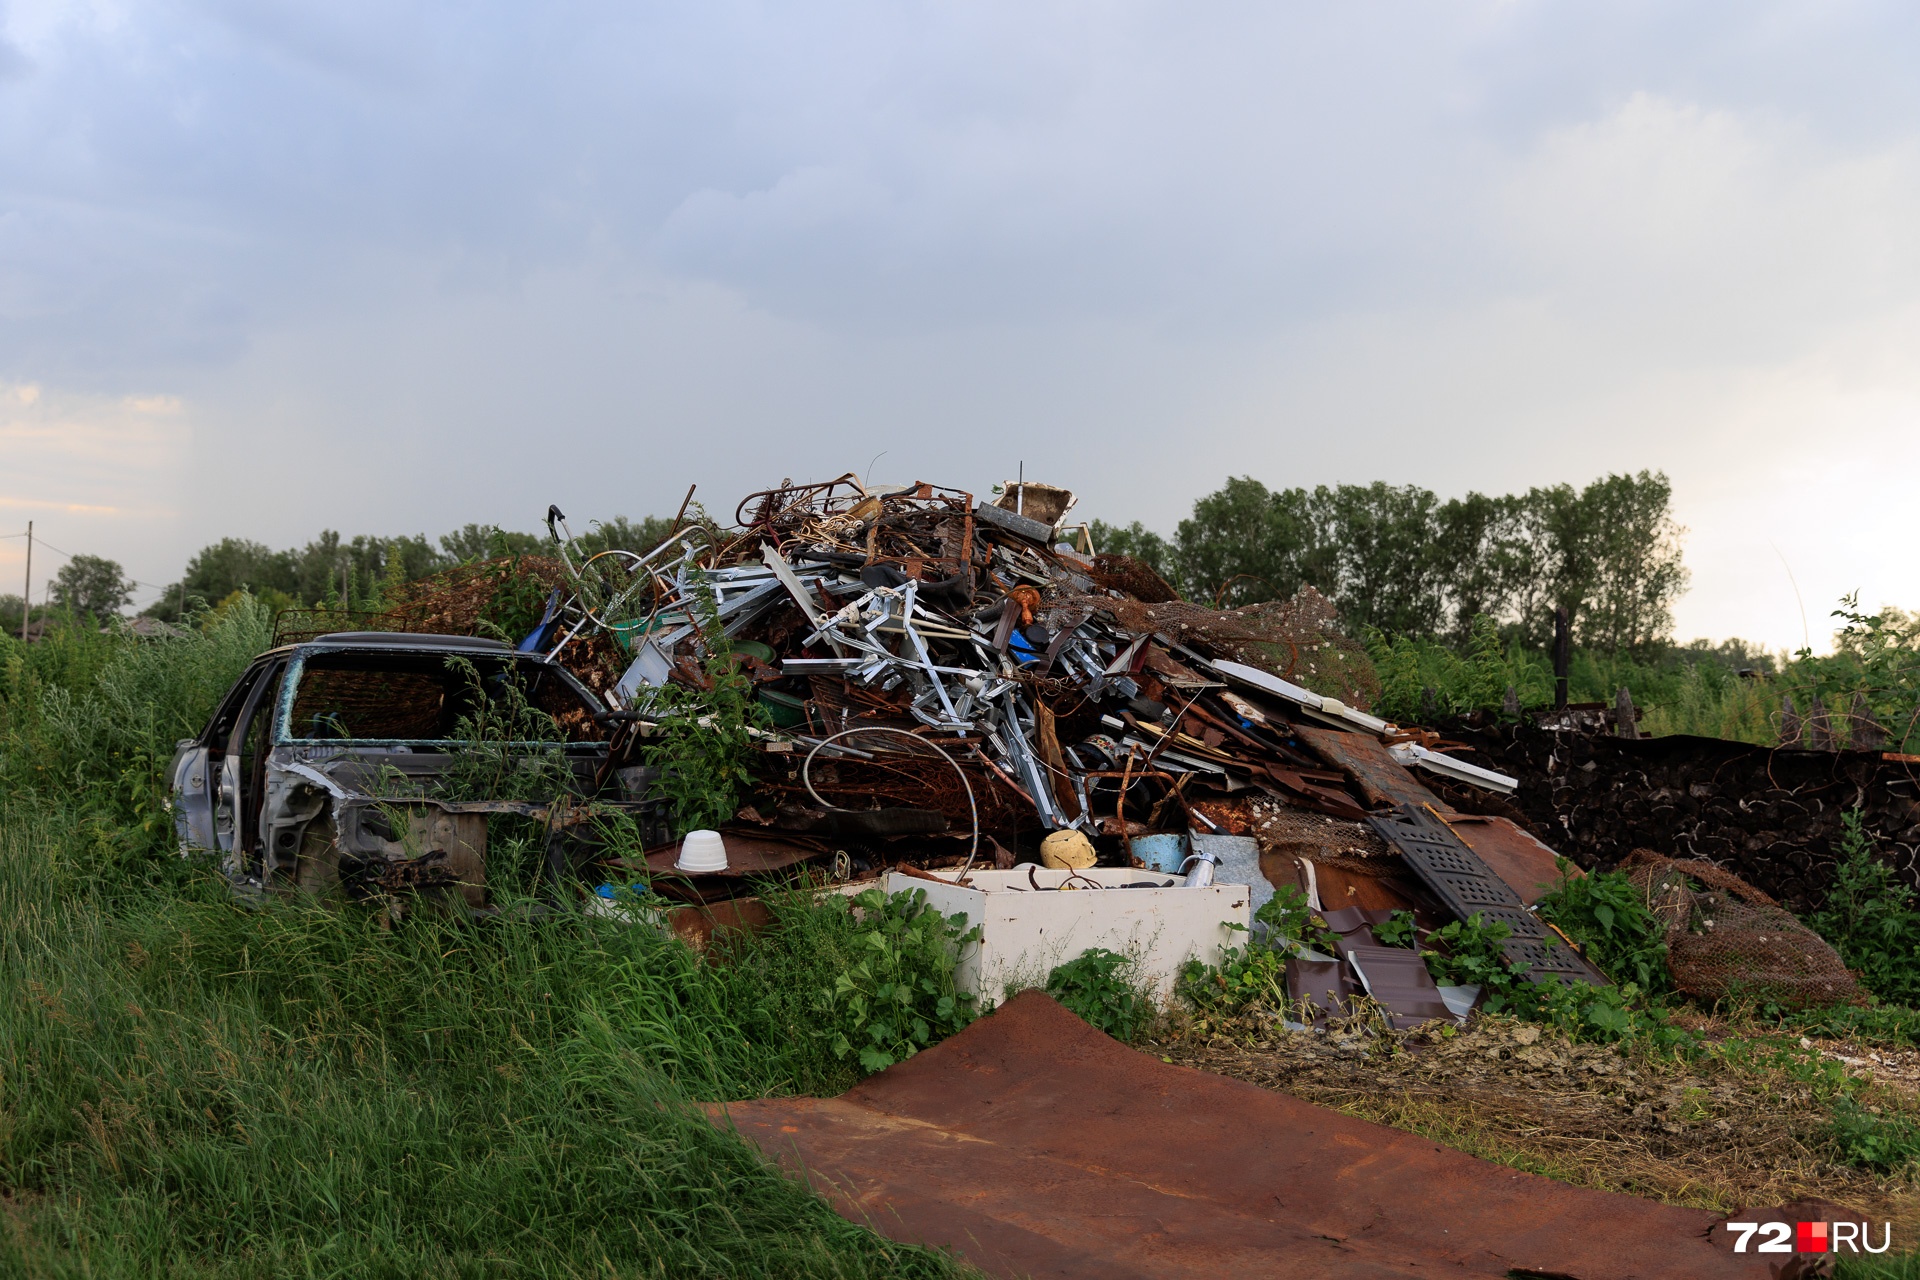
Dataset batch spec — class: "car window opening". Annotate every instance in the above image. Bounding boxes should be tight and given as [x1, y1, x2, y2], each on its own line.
[285, 653, 603, 744]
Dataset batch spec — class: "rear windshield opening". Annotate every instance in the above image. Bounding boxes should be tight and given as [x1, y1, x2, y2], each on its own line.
[285, 653, 604, 744]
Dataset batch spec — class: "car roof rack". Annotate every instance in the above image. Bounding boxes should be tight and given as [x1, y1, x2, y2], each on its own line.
[305, 632, 511, 651]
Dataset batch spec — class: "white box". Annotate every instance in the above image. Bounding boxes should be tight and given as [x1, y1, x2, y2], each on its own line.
[884, 866, 1252, 1005]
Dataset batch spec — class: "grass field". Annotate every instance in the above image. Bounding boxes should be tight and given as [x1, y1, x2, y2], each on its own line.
[0, 808, 984, 1278]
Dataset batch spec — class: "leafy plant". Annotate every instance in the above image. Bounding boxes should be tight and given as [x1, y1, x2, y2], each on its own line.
[1177, 925, 1289, 1017]
[640, 580, 769, 834]
[473, 534, 560, 645]
[1421, 912, 1678, 1046]
[818, 887, 980, 1073]
[1535, 859, 1671, 994]
[1047, 947, 1148, 1042]
[1420, 912, 1518, 991]
[1373, 909, 1418, 949]
[1827, 1097, 1920, 1172]
[1786, 1001, 1920, 1048]
[433, 654, 579, 803]
[1252, 884, 1338, 954]
[1811, 809, 1920, 1006]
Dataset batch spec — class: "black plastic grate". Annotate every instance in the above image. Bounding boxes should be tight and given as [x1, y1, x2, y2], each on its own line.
[1367, 805, 1603, 986]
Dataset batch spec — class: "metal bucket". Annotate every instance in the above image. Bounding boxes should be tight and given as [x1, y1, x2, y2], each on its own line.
[1131, 833, 1189, 875]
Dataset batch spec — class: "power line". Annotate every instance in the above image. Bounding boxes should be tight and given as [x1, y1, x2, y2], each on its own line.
[6, 529, 175, 603]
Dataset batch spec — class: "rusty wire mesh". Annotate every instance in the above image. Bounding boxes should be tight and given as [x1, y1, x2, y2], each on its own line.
[1621, 849, 1865, 1009]
[1061, 585, 1381, 711]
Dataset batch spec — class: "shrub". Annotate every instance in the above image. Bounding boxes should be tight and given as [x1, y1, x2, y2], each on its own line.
[1535, 860, 1671, 995]
[1811, 810, 1920, 1006]
[1047, 948, 1147, 1042]
[818, 887, 979, 1073]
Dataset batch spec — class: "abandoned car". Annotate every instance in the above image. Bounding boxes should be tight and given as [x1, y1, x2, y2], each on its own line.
[169, 631, 645, 910]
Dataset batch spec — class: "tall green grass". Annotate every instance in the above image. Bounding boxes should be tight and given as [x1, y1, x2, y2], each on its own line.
[0, 604, 969, 1278]
[1364, 617, 1899, 747]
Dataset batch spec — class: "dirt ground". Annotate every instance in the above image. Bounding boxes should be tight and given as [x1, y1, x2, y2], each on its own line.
[1151, 1008, 1920, 1235]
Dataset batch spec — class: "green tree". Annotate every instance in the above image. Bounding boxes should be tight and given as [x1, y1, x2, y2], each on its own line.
[146, 538, 297, 621]
[1324, 482, 1445, 634]
[53, 554, 135, 618]
[1169, 477, 1337, 608]
[572, 515, 679, 559]
[1110, 469, 1687, 653]
[439, 522, 544, 562]
[1569, 471, 1689, 654]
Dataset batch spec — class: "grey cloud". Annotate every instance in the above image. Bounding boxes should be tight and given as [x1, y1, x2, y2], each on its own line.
[5, 2, 1920, 647]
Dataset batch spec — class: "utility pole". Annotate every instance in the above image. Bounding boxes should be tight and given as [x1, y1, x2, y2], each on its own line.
[19, 521, 30, 644]
[1552, 606, 1571, 710]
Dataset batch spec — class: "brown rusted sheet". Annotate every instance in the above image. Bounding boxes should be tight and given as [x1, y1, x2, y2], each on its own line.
[1292, 722, 1446, 813]
[665, 896, 774, 951]
[717, 991, 1762, 1279]
[1307, 860, 1432, 915]
[642, 830, 827, 878]
[1445, 814, 1576, 905]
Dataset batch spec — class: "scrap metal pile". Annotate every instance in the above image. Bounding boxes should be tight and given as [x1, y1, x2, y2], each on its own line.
[531, 474, 1515, 859]
[507, 472, 1621, 1012]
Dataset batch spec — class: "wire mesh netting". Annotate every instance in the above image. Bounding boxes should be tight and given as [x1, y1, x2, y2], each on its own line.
[1621, 848, 1865, 1009]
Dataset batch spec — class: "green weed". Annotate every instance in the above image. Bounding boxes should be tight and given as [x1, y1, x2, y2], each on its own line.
[1827, 1098, 1920, 1172]
[1373, 908, 1418, 949]
[1420, 913, 1680, 1046]
[1177, 926, 1290, 1018]
[1812, 810, 1920, 1006]
[818, 887, 979, 1073]
[1047, 947, 1148, 1042]
[1535, 860, 1671, 995]
[0, 598, 974, 1278]
[639, 581, 768, 834]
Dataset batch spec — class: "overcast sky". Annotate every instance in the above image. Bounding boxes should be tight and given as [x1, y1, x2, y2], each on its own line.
[4, 1, 1918, 651]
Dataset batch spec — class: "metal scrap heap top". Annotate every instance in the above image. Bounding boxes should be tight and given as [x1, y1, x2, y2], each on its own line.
[530, 472, 1516, 860]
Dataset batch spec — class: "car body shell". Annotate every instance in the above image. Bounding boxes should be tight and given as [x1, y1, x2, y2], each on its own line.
[169, 632, 627, 908]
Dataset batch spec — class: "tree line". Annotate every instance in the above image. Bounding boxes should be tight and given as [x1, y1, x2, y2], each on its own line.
[1090, 470, 1688, 654]
[139, 516, 675, 622]
[27, 471, 1686, 660]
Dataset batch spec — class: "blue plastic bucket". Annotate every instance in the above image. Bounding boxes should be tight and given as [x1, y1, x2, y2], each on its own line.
[1131, 833, 1189, 875]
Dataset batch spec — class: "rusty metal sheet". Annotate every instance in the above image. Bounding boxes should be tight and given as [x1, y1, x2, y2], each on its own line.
[716, 991, 1763, 1279]
[665, 896, 774, 951]
[641, 830, 829, 879]
[1444, 814, 1574, 905]
[1291, 722, 1444, 813]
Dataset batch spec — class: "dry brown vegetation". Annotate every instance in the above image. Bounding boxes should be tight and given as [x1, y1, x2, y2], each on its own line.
[1154, 1006, 1920, 1233]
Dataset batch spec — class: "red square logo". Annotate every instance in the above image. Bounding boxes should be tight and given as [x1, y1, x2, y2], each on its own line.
[1796, 1221, 1828, 1253]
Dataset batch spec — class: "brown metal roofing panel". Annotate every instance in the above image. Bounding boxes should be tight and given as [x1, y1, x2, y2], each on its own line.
[1445, 814, 1575, 905]
[1291, 722, 1445, 813]
[716, 991, 1764, 1280]
[1283, 956, 1355, 1022]
[1345, 944, 1456, 1025]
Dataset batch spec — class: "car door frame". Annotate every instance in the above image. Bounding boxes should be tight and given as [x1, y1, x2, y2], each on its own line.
[171, 656, 276, 857]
